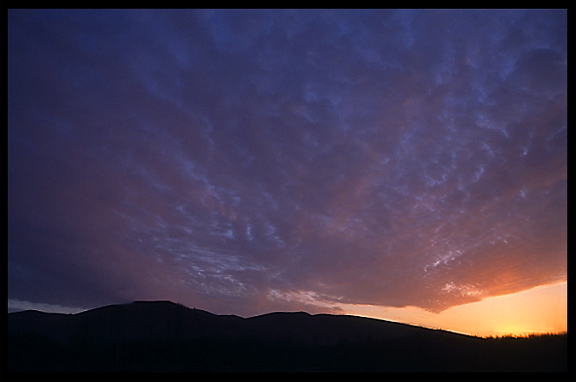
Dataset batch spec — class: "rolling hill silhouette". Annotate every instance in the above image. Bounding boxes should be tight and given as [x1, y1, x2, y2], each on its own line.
[7, 300, 568, 372]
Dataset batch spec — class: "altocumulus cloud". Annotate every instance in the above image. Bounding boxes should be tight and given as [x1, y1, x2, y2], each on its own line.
[8, 9, 566, 316]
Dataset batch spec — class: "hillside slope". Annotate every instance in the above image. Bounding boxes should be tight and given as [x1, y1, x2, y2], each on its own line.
[7, 301, 568, 372]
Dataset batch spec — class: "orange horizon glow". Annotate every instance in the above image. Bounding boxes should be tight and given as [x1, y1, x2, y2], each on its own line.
[8, 281, 567, 339]
[339, 281, 567, 338]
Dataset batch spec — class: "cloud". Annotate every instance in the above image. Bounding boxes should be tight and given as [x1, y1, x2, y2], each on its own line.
[8, 9, 566, 316]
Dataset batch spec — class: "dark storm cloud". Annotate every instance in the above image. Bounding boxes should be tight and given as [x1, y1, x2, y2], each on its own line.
[8, 9, 566, 315]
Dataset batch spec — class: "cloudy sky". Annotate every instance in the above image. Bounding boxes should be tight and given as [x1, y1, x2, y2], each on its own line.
[8, 9, 566, 333]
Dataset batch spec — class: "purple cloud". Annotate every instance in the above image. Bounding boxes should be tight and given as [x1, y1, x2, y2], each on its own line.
[8, 9, 566, 316]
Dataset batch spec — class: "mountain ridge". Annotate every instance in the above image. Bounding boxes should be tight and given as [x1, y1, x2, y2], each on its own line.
[7, 300, 568, 372]
[7, 300, 461, 344]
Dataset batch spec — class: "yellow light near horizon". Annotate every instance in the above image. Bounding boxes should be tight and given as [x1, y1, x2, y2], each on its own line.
[340, 281, 567, 337]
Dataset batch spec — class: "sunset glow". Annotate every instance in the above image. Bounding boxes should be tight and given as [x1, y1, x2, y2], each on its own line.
[340, 281, 567, 337]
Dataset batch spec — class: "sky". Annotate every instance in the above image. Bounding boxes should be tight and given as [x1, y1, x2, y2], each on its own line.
[7, 9, 567, 337]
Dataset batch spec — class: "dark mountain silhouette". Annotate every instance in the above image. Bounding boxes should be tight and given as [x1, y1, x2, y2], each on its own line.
[7, 300, 568, 373]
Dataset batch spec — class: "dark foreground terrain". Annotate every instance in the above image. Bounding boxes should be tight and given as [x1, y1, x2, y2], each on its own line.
[7, 301, 568, 373]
